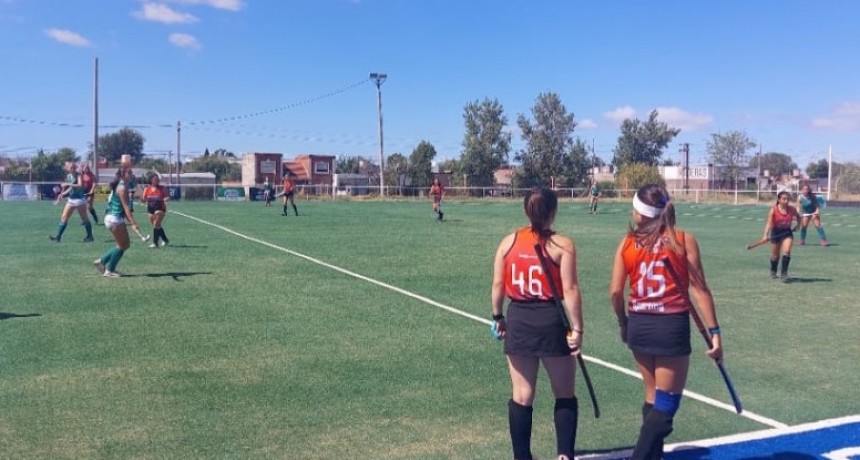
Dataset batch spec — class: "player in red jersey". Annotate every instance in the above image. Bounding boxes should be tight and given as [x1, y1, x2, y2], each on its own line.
[609, 184, 722, 460]
[141, 174, 171, 248]
[430, 177, 444, 220]
[490, 187, 583, 460]
[762, 190, 801, 281]
[279, 175, 298, 217]
[80, 163, 99, 223]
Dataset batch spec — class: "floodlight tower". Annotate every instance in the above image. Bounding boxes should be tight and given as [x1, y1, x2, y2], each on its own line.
[370, 72, 387, 196]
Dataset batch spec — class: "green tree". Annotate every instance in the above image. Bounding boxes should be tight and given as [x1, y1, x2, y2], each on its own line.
[750, 152, 797, 177]
[96, 128, 146, 165]
[515, 92, 577, 187]
[806, 158, 844, 179]
[835, 162, 860, 195]
[385, 153, 409, 188]
[212, 148, 236, 158]
[559, 138, 592, 187]
[336, 156, 363, 174]
[612, 110, 680, 167]
[460, 98, 511, 187]
[138, 157, 170, 173]
[185, 156, 239, 182]
[0, 158, 30, 181]
[29, 148, 78, 182]
[616, 162, 664, 194]
[437, 158, 463, 185]
[408, 141, 437, 188]
[707, 130, 756, 188]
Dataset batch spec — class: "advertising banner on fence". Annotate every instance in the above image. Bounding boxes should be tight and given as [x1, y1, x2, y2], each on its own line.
[216, 186, 245, 201]
[1, 183, 39, 201]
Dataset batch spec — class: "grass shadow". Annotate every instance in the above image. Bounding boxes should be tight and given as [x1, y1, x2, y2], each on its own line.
[123, 271, 214, 281]
[0, 312, 42, 321]
[784, 277, 832, 284]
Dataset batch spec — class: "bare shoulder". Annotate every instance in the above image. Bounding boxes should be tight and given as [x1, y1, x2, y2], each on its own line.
[549, 233, 575, 252]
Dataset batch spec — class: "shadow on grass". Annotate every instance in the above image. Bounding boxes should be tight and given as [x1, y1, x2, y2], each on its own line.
[0, 312, 42, 321]
[157, 244, 208, 249]
[124, 271, 213, 281]
[784, 277, 832, 284]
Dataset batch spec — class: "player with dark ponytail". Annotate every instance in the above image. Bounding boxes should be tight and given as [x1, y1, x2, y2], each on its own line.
[490, 187, 584, 460]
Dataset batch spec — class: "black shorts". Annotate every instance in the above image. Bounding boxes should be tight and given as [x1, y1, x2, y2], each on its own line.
[627, 312, 691, 357]
[504, 301, 570, 357]
[770, 229, 793, 244]
[147, 205, 165, 214]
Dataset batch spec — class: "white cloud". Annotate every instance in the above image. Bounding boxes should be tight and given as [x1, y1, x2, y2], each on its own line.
[135, 3, 199, 24]
[166, 0, 244, 11]
[169, 32, 201, 50]
[653, 106, 713, 132]
[603, 106, 636, 124]
[810, 101, 860, 132]
[44, 28, 91, 47]
[577, 119, 598, 130]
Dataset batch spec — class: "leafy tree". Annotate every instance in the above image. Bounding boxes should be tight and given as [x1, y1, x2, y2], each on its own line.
[460, 98, 511, 187]
[515, 92, 577, 187]
[612, 110, 680, 167]
[95, 127, 146, 166]
[336, 156, 360, 174]
[616, 162, 664, 194]
[28, 148, 78, 182]
[835, 162, 860, 195]
[203, 148, 211, 157]
[750, 152, 797, 177]
[437, 158, 463, 186]
[806, 158, 844, 179]
[185, 156, 239, 183]
[0, 158, 30, 181]
[707, 130, 756, 188]
[385, 153, 409, 187]
[559, 138, 592, 187]
[408, 141, 437, 188]
[212, 148, 235, 158]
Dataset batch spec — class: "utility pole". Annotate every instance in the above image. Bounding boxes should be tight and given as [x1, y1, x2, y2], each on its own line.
[370, 72, 387, 197]
[680, 143, 690, 194]
[756, 146, 761, 203]
[176, 121, 181, 192]
[93, 57, 99, 182]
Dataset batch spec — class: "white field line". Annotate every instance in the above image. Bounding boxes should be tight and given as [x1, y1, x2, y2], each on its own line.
[172, 211, 787, 429]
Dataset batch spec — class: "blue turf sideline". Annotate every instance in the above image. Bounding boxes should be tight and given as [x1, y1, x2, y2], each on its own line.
[581, 414, 860, 459]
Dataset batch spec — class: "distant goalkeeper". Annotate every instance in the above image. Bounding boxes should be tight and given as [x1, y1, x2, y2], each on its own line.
[430, 178, 444, 221]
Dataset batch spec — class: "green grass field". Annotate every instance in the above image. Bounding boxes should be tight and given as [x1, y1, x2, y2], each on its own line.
[1, 198, 858, 459]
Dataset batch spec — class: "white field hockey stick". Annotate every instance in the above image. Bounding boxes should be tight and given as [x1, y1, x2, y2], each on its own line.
[132, 225, 150, 242]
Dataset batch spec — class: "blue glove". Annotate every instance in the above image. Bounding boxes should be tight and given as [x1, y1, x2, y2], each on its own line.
[491, 321, 503, 341]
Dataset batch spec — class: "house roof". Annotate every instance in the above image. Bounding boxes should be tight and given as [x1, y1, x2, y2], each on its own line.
[283, 160, 309, 181]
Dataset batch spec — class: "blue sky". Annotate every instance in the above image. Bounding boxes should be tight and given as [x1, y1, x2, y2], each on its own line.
[1, 0, 858, 168]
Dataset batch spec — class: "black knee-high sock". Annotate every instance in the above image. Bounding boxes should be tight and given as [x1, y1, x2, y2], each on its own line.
[292, 203, 298, 215]
[631, 409, 674, 460]
[640, 403, 663, 458]
[89, 207, 99, 223]
[780, 255, 791, 275]
[770, 257, 779, 274]
[554, 398, 578, 458]
[508, 400, 533, 460]
[283, 204, 288, 215]
[158, 227, 169, 244]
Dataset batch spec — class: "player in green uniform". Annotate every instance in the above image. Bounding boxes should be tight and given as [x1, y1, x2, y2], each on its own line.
[93, 168, 141, 278]
[588, 179, 600, 214]
[49, 162, 94, 243]
[796, 184, 829, 247]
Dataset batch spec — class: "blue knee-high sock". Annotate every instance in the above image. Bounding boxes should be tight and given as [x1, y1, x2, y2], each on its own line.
[800, 227, 807, 242]
[100, 248, 115, 267]
[817, 227, 827, 240]
[107, 248, 125, 272]
[84, 221, 93, 238]
[56, 222, 68, 239]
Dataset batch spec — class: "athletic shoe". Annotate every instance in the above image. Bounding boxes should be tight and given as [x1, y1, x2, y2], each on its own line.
[796, 240, 805, 246]
[439, 211, 443, 220]
[93, 258, 105, 275]
[83, 236, 94, 243]
[102, 271, 121, 278]
[820, 239, 829, 247]
[780, 272, 789, 283]
[770, 270, 778, 279]
[48, 235, 60, 242]
[149, 243, 158, 249]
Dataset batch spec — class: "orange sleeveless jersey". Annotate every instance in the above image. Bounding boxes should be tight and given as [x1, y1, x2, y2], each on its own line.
[621, 230, 690, 315]
[503, 227, 563, 302]
[430, 184, 443, 197]
[283, 179, 295, 193]
[142, 185, 168, 206]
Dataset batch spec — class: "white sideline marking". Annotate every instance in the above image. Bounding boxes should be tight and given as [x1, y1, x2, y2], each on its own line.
[173, 211, 787, 429]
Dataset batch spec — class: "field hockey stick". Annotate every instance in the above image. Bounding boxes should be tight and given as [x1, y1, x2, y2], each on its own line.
[533, 244, 600, 418]
[661, 258, 743, 414]
[132, 225, 151, 242]
[746, 237, 768, 250]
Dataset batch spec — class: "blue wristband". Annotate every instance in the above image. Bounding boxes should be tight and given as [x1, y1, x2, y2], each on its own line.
[708, 327, 721, 336]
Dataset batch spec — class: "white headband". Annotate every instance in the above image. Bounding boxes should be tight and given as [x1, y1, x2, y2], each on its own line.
[632, 193, 663, 218]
